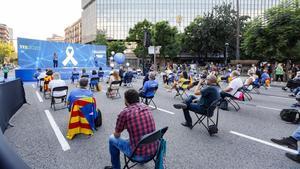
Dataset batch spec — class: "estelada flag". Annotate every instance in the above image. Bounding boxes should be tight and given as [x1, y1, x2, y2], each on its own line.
[66, 97, 96, 140]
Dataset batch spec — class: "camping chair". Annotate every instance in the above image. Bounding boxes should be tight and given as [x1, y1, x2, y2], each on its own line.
[191, 98, 222, 136]
[174, 80, 191, 100]
[90, 77, 100, 91]
[98, 71, 104, 81]
[50, 86, 68, 111]
[123, 127, 168, 169]
[124, 73, 134, 87]
[220, 92, 240, 112]
[71, 73, 80, 84]
[239, 86, 253, 101]
[140, 86, 158, 110]
[106, 81, 121, 99]
[39, 78, 44, 92]
[66, 97, 97, 140]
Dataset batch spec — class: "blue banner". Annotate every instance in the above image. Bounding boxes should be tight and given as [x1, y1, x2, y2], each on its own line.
[17, 38, 107, 68]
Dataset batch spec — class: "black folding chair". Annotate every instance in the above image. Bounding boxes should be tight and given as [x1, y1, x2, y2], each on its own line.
[239, 86, 252, 101]
[106, 81, 121, 99]
[39, 78, 44, 92]
[50, 86, 68, 111]
[89, 77, 100, 91]
[220, 92, 240, 112]
[191, 99, 222, 136]
[174, 80, 190, 100]
[140, 86, 158, 110]
[123, 127, 168, 169]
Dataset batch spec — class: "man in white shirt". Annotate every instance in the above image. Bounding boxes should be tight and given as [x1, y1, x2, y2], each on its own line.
[49, 72, 67, 97]
[223, 70, 243, 97]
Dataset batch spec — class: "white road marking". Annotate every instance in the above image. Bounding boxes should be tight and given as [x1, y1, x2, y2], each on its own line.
[264, 95, 294, 101]
[35, 91, 43, 103]
[256, 106, 281, 111]
[240, 102, 281, 112]
[44, 110, 70, 151]
[230, 131, 298, 154]
[149, 106, 175, 115]
[32, 84, 36, 89]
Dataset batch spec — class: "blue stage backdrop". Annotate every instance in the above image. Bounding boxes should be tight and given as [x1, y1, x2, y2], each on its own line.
[16, 38, 108, 81]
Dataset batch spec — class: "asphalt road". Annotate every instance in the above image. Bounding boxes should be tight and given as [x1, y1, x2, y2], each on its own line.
[3, 77, 300, 169]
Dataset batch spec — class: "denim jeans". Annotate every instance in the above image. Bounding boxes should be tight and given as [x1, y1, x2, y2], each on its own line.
[292, 126, 300, 153]
[293, 87, 300, 95]
[109, 135, 150, 169]
[183, 95, 206, 125]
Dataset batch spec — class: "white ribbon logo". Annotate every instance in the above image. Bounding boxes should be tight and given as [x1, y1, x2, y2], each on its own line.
[62, 46, 78, 66]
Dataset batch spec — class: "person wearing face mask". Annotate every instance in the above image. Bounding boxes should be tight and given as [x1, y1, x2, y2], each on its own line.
[105, 89, 157, 169]
[173, 75, 221, 129]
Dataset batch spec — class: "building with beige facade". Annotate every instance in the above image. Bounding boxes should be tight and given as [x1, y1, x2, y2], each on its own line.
[65, 18, 82, 43]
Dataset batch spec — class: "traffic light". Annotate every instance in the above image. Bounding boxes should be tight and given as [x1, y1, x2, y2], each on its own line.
[143, 30, 151, 48]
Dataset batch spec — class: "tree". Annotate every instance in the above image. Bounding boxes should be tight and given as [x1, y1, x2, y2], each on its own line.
[183, 3, 249, 60]
[242, 0, 300, 61]
[107, 41, 126, 57]
[0, 41, 15, 64]
[127, 19, 153, 58]
[153, 21, 181, 58]
[94, 34, 108, 46]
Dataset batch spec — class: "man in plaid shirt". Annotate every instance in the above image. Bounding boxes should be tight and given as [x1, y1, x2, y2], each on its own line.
[105, 89, 158, 169]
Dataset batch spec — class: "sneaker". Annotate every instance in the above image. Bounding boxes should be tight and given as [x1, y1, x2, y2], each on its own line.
[291, 103, 300, 108]
[286, 153, 300, 163]
[104, 166, 113, 169]
[282, 87, 288, 91]
[289, 94, 296, 97]
[173, 103, 187, 109]
[181, 122, 192, 129]
[271, 137, 298, 150]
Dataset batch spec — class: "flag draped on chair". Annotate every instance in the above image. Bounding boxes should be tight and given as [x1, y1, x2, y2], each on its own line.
[66, 97, 96, 140]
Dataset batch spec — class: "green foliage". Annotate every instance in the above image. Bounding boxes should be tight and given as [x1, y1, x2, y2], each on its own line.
[127, 20, 153, 58]
[153, 21, 181, 58]
[127, 19, 181, 58]
[242, 0, 300, 61]
[0, 41, 15, 64]
[182, 3, 249, 59]
[107, 41, 126, 56]
[94, 34, 108, 46]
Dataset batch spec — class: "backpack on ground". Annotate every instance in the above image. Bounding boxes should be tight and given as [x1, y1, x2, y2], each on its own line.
[95, 109, 102, 128]
[219, 99, 229, 111]
[280, 109, 300, 123]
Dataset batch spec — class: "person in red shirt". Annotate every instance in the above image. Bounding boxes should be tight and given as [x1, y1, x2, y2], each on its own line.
[105, 89, 157, 169]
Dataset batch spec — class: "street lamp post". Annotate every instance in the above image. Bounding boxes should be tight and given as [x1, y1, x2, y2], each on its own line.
[225, 43, 229, 66]
[236, 0, 240, 60]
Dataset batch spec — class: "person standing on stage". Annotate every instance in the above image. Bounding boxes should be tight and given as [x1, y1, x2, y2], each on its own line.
[53, 52, 58, 68]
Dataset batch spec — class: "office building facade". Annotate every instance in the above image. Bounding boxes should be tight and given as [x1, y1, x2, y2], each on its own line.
[82, 0, 282, 43]
[65, 18, 82, 43]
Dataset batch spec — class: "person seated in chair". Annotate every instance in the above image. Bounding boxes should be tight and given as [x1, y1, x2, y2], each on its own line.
[81, 68, 89, 78]
[106, 70, 121, 96]
[167, 71, 190, 93]
[67, 78, 93, 111]
[222, 70, 243, 98]
[98, 67, 104, 80]
[49, 72, 67, 97]
[104, 89, 157, 169]
[283, 71, 300, 91]
[123, 68, 134, 86]
[244, 69, 258, 91]
[90, 70, 100, 89]
[173, 75, 221, 129]
[44, 69, 54, 92]
[271, 126, 300, 163]
[261, 69, 271, 88]
[71, 68, 80, 84]
[139, 72, 158, 104]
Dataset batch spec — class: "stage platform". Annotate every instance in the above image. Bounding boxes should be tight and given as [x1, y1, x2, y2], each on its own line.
[15, 67, 111, 82]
